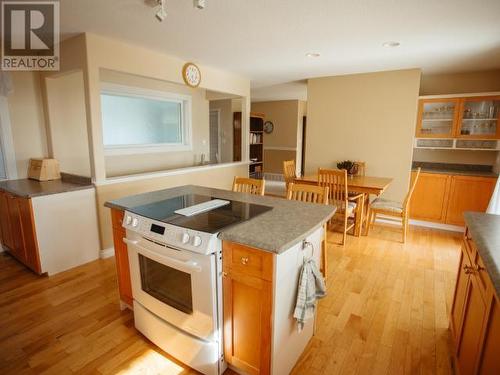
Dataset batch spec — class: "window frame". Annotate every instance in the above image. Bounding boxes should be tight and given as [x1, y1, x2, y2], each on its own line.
[100, 83, 193, 156]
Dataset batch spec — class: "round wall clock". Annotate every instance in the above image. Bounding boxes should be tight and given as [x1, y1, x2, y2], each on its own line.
[182, 62, 201, 88]
[264, 121, 274, 134]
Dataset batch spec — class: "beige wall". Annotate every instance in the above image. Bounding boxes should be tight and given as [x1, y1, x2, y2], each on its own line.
[45, 71, 91, 177]
[416, 70, 500, 167]
[420, 70, 500, 96]
[251, 100, 303, 174]
[307, 69, 422, 201]
[209, 99, 233, 163]
[7, 72, 48, 178]
[100, 69, 210, 177]
[97, 163, 248, 249]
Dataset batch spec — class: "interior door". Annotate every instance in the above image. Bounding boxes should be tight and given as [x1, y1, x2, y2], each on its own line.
[233, 112, 242, 162]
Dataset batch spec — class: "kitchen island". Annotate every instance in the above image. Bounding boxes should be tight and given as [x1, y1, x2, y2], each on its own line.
[105, 185, 336, 375]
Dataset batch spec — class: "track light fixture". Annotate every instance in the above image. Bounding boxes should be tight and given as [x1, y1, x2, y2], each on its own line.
[153, 0, 206, 21]
[155, 0, 167, 21]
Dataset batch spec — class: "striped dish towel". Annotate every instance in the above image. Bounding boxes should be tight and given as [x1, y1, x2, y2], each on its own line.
[293, 258, 326, 331]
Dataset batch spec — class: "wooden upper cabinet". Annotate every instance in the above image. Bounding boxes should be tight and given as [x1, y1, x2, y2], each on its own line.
[456, 96, 500, 139]
[416, 98, 460, 138]
[477, 295, 500, 375]
[416, 96, 500, 139]
[410, 172, 451, 222]
[445, 176, 496, 226]
[223, 241, 273, 375]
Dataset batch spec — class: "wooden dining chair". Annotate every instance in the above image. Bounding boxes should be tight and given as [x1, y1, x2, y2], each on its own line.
[318, 168, 364, 246]
[232, 176, 265, 196]
[283, 159, 297, 190]
[367, 168, 421, 243]
[286, 182, 329, 278]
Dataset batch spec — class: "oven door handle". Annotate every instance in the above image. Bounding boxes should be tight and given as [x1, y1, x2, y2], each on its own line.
[123, 238, 202, 273]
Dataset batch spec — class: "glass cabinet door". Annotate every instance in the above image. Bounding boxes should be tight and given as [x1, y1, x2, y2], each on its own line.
[458, 97, 500, 139]
[417, 99, 458, 137]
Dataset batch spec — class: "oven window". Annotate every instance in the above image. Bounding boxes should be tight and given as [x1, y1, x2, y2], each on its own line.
[139, 254, 193, 314]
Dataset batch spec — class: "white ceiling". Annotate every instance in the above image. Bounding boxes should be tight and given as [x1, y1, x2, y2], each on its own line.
[60, 0, 500, 90]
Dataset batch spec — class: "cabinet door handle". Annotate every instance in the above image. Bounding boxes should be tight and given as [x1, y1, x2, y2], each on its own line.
[241, 257, 249, 265]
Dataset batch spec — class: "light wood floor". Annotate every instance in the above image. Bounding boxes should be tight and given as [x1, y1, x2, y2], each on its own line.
[0, 225, 461, 375]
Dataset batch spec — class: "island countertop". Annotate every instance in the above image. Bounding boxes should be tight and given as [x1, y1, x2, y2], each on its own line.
[105, 185, 336, 254]
[464, 212, 500, 296]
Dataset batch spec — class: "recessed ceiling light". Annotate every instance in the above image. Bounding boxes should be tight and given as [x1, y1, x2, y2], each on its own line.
[306, 52, 321, 58]
[382, 41, 400, 48]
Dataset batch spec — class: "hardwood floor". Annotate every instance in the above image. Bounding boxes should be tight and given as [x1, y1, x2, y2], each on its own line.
[0, 225, 461, 375]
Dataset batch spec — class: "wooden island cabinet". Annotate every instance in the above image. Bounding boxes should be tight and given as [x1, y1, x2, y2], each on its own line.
[450, 227, 500, 375]
[410, 172, 496, 226]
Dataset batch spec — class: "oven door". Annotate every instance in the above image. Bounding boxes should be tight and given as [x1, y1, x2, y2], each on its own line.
[126, 236, 218, 341]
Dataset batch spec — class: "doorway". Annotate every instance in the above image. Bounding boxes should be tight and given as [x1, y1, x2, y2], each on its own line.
[301, 116, 307, 177]
[209, 109, 221, 163]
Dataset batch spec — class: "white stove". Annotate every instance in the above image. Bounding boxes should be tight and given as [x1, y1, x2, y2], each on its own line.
[122, 194, 272, 375]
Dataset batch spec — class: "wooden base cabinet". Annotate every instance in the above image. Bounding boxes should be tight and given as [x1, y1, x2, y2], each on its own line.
[110, 209, 133, 309]
[450, 228, 500, 375]
[223, 241, 273, 375]
[0, 190, 41, 274]
[410, 173, 496, 226]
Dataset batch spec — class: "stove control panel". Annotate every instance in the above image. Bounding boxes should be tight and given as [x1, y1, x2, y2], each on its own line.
[122, 211, 219, 255]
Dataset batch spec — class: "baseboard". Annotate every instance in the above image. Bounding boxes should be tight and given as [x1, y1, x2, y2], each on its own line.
[100, 247, 115, 259]
[374, 217, 464, 233]
[409, 219, 464, 233]
[263, 173, 284, 182]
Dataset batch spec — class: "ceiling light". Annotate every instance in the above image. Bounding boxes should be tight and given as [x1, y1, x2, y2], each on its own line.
[382, 41, 400, 48]
[306, 52, 321, 58]
[193, 0, 207, 9]
[155, 0, 167, 21]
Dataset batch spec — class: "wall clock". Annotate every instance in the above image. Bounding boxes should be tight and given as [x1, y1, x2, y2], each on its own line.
[182, 62, 201, 88]
[264, 121, 274, 134]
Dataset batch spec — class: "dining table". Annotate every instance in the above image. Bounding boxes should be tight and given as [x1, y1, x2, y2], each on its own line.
[294, 174, 393, 235]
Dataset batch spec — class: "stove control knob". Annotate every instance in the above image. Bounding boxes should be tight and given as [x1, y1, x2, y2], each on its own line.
[192, 235, 202, 247]
[125, 215, 132, 225]
[181, 233, 190, 244]
[132, 218, 139, 227]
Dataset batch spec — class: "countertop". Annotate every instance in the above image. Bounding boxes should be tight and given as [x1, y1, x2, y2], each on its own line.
[413, 168, 498, 178]
[464, 212, 500, 296]
[0, 174, 93, 198]
[105, 185, 336, 254]
[412, 162, 498, 178]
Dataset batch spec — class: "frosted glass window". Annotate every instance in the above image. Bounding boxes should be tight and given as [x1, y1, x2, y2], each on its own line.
[101, 93, 184, 146]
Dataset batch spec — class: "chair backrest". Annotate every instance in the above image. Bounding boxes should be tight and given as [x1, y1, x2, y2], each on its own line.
[402, 167, 421, 213]
[283, 160, 296, 188]
[232, 176, 265, 195]
[354, 161, 366, 177]
[318, 168, 348, 210]
[287, 183, 329, 205]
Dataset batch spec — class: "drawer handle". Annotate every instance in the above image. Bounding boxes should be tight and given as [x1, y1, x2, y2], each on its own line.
[463, 265, 475, 275]
[241, 257, 249, 265]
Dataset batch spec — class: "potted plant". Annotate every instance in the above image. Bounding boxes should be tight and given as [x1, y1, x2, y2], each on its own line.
[337, 160, 358, 176]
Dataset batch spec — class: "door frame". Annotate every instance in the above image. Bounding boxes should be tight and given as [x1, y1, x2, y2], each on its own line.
[0, 96, 17, 180]
[209, 109, 222, 163]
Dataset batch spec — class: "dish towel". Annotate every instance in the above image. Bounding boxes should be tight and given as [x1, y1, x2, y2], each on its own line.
[487, 176, 500, 215]
[293, 258, 326, 331]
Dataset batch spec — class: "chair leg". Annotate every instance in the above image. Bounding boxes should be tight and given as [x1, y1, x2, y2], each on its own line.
[342, 214, 348, 246]
[322, 224, 327, 279]
[402, 215, 407, 243]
